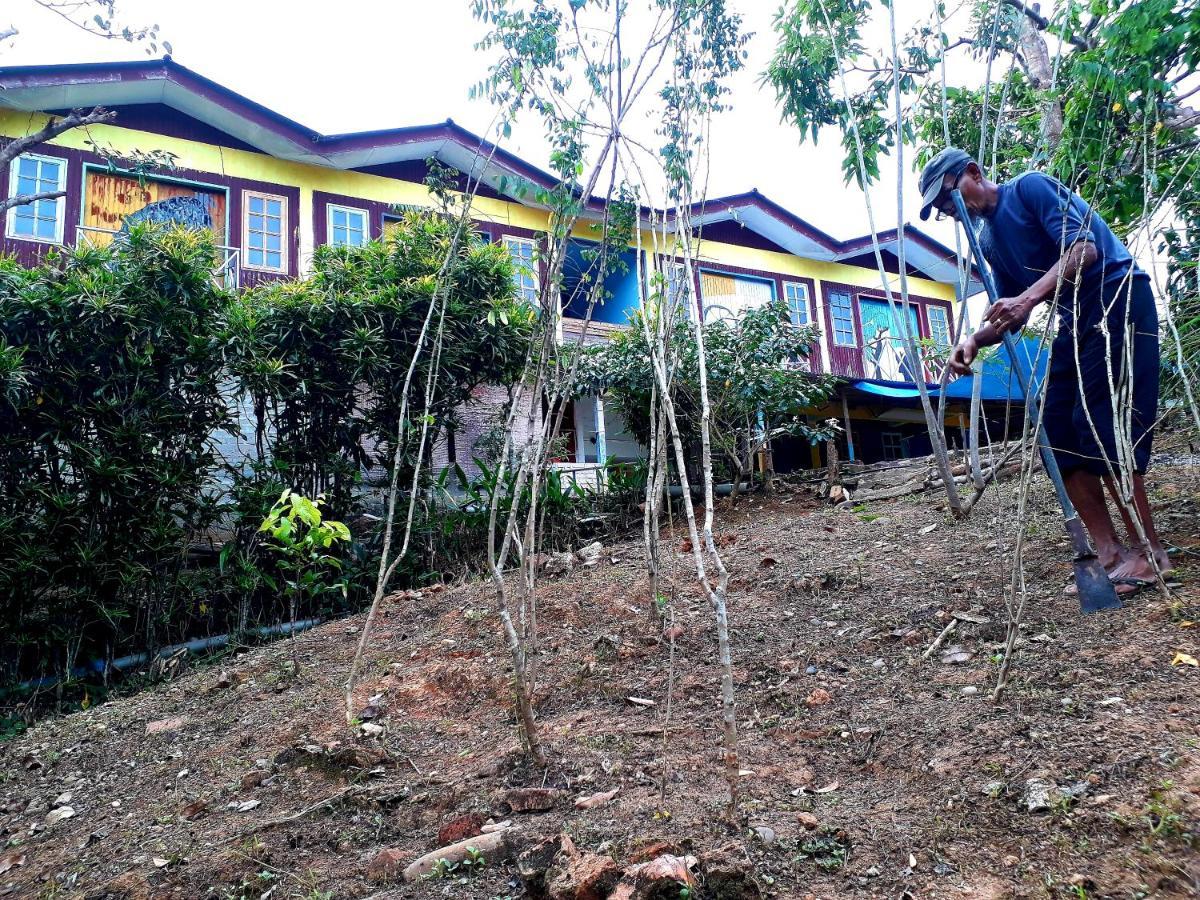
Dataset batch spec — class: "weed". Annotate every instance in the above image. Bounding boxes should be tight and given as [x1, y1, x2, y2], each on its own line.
[1143, 783, 1193, 845]
[425, 846, 487, 882]
[795, 828, 850, 871]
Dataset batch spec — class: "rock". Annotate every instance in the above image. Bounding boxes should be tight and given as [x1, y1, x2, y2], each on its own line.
[701, 847, 762, 900]
[961, 686, 979, 697]
[546, 849, 621, 900]
[145, 716, 188, 736]
[611, 854, 699, 900]
[1022, 778, 1056, 812]
[53, 791, 73, 807]
[359, 722, 385, 737]
[752, 825, 776, 845]
[0, 851, 26, 876]
[180, 799, 208, 820]
[482, 818, 513, 833]
[367, 848, 408, 883]
[518, 833, 573, 894]
[796, 812, 820, 830]
[871, 658, 885, 669]
[46, 806, 76, 825]
[1003, 854, 1020, 867]
[437, 812, 484, 846]
[805, 665, 818, 675]
[543, 552, 576, 576]
[401, 827, 519, 882]
[940, 646, 974, 665]
[805, 688, 832, 708]
[864, 866, 881, 877]
[575, 542, 604, 567]
[502, 787, 565, 813]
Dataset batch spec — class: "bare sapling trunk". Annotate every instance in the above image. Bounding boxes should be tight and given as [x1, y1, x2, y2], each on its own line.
[816, 0, 963, 517]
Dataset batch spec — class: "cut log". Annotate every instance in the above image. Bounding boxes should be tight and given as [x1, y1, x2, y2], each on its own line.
[401, 827, 521, 882]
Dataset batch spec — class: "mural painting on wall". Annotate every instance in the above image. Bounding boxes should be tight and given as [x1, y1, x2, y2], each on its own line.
[859, 298, 920, 383]
[83, 171, 226, 246]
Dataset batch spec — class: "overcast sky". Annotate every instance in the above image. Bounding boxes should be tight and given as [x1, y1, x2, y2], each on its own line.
[2, 0, 981, 251]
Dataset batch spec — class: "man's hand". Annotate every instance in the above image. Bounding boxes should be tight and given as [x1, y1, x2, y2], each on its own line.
[949, 335, 979, 376]
[983, 295, 1034, 335]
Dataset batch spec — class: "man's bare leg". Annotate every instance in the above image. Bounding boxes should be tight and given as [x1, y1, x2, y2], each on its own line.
[1063, 469, 1153, 588]
[1104, 473, 1172, 577]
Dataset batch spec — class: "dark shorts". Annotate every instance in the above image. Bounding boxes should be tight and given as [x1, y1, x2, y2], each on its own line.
[1041, 277, 1159, 477]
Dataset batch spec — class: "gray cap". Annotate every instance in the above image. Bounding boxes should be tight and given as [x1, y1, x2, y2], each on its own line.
[918, 147, 973, 220]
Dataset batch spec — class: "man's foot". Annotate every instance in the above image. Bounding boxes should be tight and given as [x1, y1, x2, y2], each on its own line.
[1108, 551, 1158, 584]
[1154, 548, 1175, 576]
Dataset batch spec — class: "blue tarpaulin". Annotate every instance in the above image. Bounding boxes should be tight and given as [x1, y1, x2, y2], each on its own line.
[938, 335, 1049, 403]
[846, 336, 1050, 405]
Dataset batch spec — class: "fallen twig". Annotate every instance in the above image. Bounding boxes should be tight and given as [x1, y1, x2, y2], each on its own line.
[922, 618, 959, 660]
[222, 786, 363, 843]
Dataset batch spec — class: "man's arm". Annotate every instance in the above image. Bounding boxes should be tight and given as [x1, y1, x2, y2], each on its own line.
[949, 240, 1097, 374]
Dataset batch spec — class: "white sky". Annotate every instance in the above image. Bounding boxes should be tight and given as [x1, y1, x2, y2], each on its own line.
[2, 0, 971, 250]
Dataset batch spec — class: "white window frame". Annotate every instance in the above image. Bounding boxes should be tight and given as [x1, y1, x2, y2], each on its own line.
[503, 235, 539, 305]
[327, 203, 369, 248]
[927, 304, 951, 347]
[242, 190, 288, 273]
[829, 289, 858, 347]
[783, 281, 810, 327]
[6, 152, 67, 245]
[881, 431, 904, 461]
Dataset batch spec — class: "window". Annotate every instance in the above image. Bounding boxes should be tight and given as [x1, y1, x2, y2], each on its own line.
[6, 153, 65, 243]
[881, 431, 904, 461]
[927, 305, 951, 347]
[243, 191, 287, 272]
[829, 289, 857, 346]
[700, 271, 774, 323]
[328, 204, 368, 248]
[504, 236, 538, 305]
[784, 282, 810, 326]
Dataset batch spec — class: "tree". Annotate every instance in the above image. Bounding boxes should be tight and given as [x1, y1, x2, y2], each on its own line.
[1, 1, 174, 215]
[765, 0, 1200, 472]
[578, 298, 837, 493]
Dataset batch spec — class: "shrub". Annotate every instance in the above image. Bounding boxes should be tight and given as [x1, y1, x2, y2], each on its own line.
[0, 227, 230, 682]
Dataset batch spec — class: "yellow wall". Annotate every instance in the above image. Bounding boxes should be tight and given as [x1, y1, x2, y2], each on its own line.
[0, 109, 958, 310]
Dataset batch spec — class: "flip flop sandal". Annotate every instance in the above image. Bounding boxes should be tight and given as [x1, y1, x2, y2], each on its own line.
[1065, 576, 1156, 597]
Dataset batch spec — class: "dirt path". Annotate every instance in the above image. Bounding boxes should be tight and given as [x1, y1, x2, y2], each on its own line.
[2, 465, 1198, 899]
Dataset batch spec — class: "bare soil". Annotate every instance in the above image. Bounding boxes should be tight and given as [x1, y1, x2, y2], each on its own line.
[2, 464, 1199, 900]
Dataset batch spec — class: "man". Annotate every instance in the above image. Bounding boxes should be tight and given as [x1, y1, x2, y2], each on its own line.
[917, 148, 1169, 589]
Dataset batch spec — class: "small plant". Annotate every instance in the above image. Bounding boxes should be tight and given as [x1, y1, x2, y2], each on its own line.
[795, 828, 851, 872]
[259, 490, 350, 675]
[1143, 783, 1193, 844]
[425, 847, 487, 882]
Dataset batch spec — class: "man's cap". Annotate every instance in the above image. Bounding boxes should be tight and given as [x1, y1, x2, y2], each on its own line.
[918, 147, 973, 220]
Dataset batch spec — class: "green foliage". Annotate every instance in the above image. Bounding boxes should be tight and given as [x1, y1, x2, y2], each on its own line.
[767, 1, 1200, 231]
[0, 214, 537, 690]
[578, 298, 837, 480]
[259, 490, 350, 669]
[0, 226, 230, 683]
[227, 212, 535, 519]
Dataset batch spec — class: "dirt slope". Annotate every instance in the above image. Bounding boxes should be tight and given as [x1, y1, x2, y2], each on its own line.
[2, 465, 1198, 900]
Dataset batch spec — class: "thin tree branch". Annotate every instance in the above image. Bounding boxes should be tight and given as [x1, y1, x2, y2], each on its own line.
[0, 107, 116, 171]
[1001, 0, 1094, 51]
[0, 189, 67, 215]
